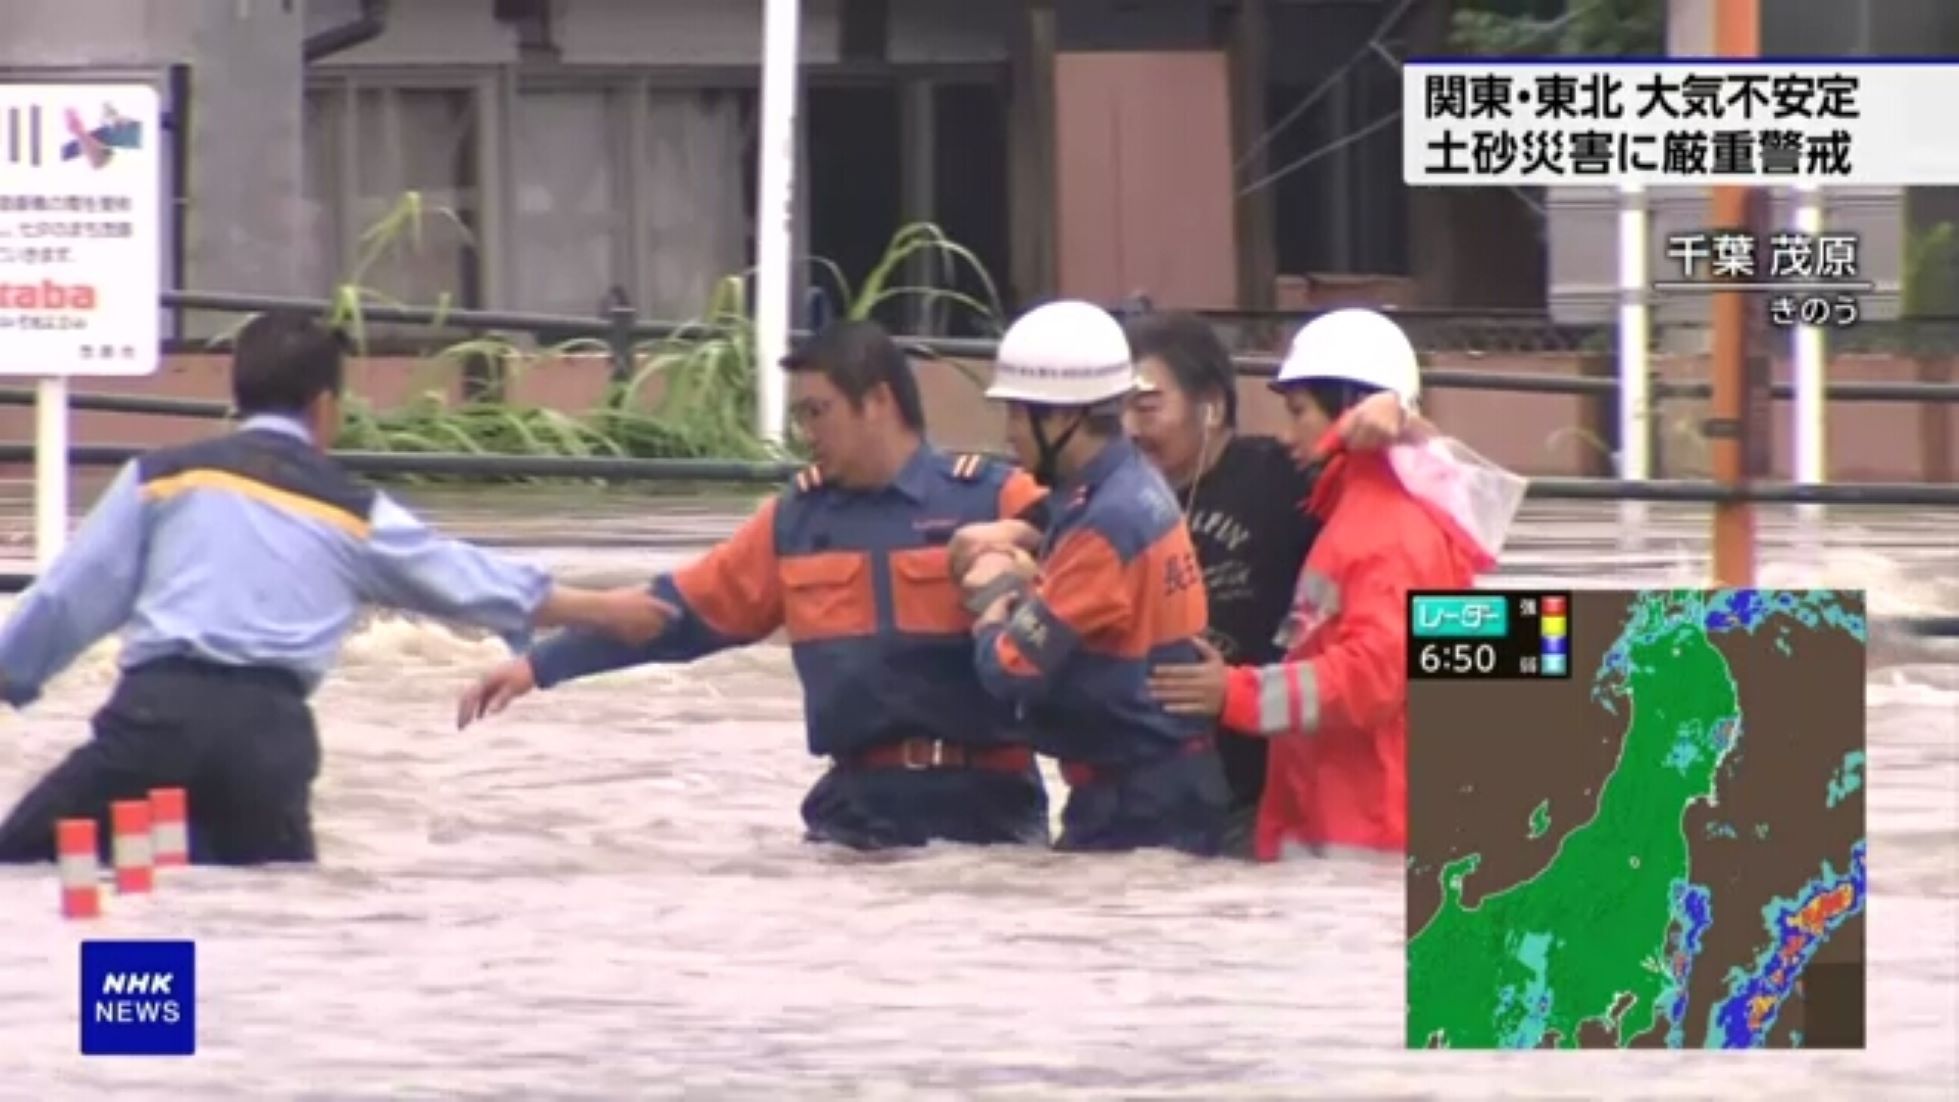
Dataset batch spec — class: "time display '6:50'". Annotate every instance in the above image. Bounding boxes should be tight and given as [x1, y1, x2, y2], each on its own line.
[1414, 641, 1499, 677]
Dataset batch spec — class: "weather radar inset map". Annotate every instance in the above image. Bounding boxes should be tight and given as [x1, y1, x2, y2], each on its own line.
[1405, 589, 1867, 1050]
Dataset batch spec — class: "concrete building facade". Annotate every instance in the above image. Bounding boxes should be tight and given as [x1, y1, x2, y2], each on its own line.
[8, 0, 1945, 341]
[4, 0, 1028, 335]
[2, 0, 1433, 340]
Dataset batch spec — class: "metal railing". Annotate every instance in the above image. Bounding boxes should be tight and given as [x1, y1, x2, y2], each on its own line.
[0, 289, 1953, 497]
[3, 288, 1956, 630]
[5, 444, 1959, 509]
[0, 290, 1955, 423]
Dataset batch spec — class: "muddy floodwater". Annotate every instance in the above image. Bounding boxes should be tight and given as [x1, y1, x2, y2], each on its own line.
[2, 489, 1954, 1099]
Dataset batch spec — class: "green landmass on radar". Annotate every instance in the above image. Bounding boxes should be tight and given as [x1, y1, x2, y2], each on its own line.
[1527, 800, 1552, 840]
[1406, 592, 1742, 1050]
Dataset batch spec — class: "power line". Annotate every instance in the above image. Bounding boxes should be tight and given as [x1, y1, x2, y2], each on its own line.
[1236, 0, 1624, 207]
[1238, 108, 1402, 197]
[1233, 0, 1421, 176]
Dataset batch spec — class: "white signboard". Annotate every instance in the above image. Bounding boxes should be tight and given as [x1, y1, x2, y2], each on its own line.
[0, 82, 160, 377]
[1403, 61, 1959, 187]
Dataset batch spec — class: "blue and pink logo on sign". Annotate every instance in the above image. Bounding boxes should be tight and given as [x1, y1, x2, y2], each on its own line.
[61, 105, 143, 168]
[80, 940, 196, 1056]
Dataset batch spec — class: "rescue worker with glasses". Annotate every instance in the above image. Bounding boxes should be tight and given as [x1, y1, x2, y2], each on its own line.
[1147, 309, 1524, 860]
[455, 320, 1055, 852]
[952, 300, 1231, 856]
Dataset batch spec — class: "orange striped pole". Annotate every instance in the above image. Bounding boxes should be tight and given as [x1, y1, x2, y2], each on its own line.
[57, 819, 101, 919]
[111, 799, 154, 894]
[1709, 0, 1761, 586]
[149, 787, 189, 867]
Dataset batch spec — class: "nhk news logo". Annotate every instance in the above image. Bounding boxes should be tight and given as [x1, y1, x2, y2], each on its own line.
[80, 940, 196, 1056]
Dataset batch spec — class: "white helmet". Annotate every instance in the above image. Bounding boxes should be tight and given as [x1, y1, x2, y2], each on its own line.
[986, 300, 1137, 406]
[1273, 308, 1420, 405]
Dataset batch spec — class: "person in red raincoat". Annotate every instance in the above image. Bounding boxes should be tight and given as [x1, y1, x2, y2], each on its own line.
[1148, 308, 1524, 860]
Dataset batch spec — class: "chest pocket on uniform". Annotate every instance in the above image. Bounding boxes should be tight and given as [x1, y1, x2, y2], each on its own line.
[781, 551, 877, 641]
[887, 546, 967, 635]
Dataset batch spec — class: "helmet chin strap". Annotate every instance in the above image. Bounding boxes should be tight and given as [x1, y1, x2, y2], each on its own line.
[1028, 406, 1086, 487]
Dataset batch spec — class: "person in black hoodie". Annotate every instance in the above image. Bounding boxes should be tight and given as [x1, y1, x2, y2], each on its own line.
[1122, 311, 1416, 850]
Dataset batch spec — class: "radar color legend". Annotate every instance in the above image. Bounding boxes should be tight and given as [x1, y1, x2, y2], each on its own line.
[1408, 591, 1574, 680]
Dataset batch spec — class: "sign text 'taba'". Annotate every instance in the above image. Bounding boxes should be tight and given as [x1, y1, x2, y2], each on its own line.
[80, 940, 196, 1056]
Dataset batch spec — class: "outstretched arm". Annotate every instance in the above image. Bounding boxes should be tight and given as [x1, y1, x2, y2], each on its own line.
[0, 463, 148, 708]
[352, 492, 557, 650]
[528, 500, 786, 689]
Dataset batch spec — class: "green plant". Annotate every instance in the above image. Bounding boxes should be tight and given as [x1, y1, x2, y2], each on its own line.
[313, 209, 1004, 481]
[606, 221, 1005, 449]
[1451, 0, 1664, 57]
[209, 191, 468, 355]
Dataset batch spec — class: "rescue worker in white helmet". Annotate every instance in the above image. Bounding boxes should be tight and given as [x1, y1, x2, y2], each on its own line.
[950, 300, 1232, 856]
[1148, 308, 1524, 860]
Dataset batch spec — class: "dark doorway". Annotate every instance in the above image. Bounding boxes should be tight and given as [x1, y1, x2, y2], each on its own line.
[806, 84, 902, 322]
[933, 81, 1011, 335]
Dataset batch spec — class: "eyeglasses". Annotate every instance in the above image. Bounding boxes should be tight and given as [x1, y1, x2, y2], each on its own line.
[789, 397, 834, 425]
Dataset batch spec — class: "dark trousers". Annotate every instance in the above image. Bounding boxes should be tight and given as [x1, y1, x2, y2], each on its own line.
[1216, 729, 1269, 814]
[1055, 746, 1234, 857]
[801, 762, 1051, 851]
[0, 657, 321, 866]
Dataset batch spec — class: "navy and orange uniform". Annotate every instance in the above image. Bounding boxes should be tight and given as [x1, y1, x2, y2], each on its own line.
[525, 444, 1054, 851]
[972, 438, 1231, 855]
[0, 414, 556, 865]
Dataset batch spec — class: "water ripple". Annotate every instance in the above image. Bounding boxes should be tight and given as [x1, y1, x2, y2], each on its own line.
[0, 498, 1953, 1097]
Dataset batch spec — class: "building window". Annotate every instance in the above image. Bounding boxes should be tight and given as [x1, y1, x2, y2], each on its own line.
[510, 87, 630, 316]
[505, 80, 751, 324]
[300, 68, 1007, 334]
[302, 79, 484, 312]
[636, 87, 750, 322]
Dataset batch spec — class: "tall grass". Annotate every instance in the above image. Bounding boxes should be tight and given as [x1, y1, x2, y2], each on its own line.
[304, 193, 1002, 477]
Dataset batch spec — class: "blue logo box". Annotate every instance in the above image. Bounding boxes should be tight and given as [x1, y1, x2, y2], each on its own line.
[80, 940, 196, 1056]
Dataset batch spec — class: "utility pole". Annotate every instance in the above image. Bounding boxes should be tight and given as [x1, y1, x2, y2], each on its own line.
[1708, 0, 1764, 586]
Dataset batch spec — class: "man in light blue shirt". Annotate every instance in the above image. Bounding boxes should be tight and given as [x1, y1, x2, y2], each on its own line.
[0, 311, 668, 865]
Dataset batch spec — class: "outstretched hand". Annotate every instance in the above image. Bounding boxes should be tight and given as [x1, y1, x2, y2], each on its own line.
[1147, 635, 1229, 718]
[457, 656, 538, 731]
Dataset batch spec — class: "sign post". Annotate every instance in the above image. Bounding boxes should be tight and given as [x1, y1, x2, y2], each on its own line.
[1616, 183, 1650, 545]
[0, 83, 161, 570]
[752, 0, 801, 448]
[1791, 184, 1828, 528]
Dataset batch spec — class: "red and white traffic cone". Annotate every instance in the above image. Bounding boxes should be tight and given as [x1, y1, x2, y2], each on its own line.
[150, 787, 188, 867]
[57, 819, 101, 920]
[111, 800, 154, 894]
